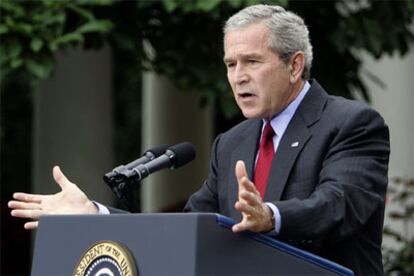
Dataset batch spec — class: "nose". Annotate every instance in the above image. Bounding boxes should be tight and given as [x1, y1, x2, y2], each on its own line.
[235, 64, 249, 85]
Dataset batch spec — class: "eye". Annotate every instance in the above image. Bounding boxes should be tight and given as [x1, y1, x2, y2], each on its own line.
[226, 62, 235, 69]
[248, 59, 258, 65]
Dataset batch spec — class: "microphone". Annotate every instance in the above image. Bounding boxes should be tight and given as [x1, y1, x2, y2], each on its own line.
[124, 142, 196, 181]
[103, 144, 169, 182]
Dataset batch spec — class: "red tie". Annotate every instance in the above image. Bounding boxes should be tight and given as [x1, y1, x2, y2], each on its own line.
[254, 122, 275, 199]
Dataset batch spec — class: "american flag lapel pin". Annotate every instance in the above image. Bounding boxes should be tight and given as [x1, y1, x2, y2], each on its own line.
[291, 141, 299, 147]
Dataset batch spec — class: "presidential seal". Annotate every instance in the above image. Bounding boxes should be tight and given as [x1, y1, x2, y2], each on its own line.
[73, 240, 137, 276]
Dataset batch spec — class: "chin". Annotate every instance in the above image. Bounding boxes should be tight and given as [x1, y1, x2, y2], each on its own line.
[241, 110, 263, 120]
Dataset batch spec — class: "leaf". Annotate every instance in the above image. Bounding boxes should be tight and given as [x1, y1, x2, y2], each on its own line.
[25, 57, 54, 79]
[30, 38, 44, 52]
[383, 226, 403, 240]
[32, 10, 66, 25]
[50, 32, 84, 51]
[14, 22, 33, 34]
[246, 0, 265, 6]
[162, 0, 178, 12]
[52, 32, 84, 47]
[42, 0, 70, 7]
[77, 20, 113, 33]
[363, 18, 382, 57]
[67, 4, 95, 21]
[0, 0, 25, 17]
[10, 58, 23, 68]
[196, 0, 222, 11]
[0, 25, 9, 34]
[9, 42, 22, 58]
[362, 69, 385, 89]
[275, 0, 289, 6]
[77, 0, 114, 6]
[226, 0, 243, 8]
[389, 212, 408, 220]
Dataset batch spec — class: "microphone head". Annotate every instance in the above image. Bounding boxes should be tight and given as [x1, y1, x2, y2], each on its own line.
[144, 144, 170, 158]
[168, 142, 196, 169]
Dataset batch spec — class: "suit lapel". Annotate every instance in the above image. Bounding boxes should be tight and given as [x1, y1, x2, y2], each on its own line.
[264, 115, 311, 201]
[264, 80, 328, 201]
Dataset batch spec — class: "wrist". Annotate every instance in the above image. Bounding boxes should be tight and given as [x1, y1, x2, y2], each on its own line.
[86, 199, 99, 214]
[265, 204, 275, 232]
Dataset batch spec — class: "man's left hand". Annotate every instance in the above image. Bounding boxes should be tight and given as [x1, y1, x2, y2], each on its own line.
[232, 160, 274, 233]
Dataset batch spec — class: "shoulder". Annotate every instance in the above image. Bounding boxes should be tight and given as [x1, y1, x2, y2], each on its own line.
[223, 118, 260, 137]
[209, 119, 260, 160]
[313, 92, 390, 152]
[306, 80, 388, 129]
[217, 119, 259, 143]
[325, 95, 387, 130]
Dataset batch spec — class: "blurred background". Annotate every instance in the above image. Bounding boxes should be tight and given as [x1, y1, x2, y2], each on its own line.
[1, 0, 413, 274]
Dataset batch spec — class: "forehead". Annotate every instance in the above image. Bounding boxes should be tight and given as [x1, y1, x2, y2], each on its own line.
[223, 22, 271, 58]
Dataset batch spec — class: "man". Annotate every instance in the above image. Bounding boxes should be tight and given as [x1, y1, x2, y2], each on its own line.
[9, 5, 389, 275]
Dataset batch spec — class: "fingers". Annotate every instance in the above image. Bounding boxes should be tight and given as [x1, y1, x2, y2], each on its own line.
[235, 160, 247, 181]
[235, 199, 258, 214]
[8, 200, 41, 210]
[239, 189, 261, 206]
[53, 166, 71, 190]
[235, 160, 259, 195]
[238, 175, 257, 194]
[232, 204, 271, 233]
[10, 209, 43, 219]
[24, 221, 39, 230]
[232, 219, 253, 232]
[10, 193, 43, 231]
[13, 192, 43, 203]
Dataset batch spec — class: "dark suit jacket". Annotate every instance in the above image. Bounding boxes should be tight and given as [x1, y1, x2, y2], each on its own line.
[184, 80, 390, 275]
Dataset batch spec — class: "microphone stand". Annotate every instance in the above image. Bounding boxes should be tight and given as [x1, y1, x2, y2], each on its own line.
[104, 172, 140, 213]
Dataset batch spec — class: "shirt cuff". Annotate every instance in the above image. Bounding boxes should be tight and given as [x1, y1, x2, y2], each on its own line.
[265, 202, 282, 234]
[93, 201, 110, 214]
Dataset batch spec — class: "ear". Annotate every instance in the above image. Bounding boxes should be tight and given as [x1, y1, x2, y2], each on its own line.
[289, 52, 305, 83]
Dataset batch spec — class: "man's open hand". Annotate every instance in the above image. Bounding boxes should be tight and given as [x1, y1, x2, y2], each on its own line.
[8, 166, 98, 230]
[232, 161, 274, 233]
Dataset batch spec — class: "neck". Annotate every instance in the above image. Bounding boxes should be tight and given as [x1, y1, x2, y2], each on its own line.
[265, 79, 306, 121]
[289, 79, 306, 102]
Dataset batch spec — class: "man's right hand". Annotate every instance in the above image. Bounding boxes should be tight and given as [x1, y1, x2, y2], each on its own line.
[232, 161, 274, 233]
[8, 166, 98, 230]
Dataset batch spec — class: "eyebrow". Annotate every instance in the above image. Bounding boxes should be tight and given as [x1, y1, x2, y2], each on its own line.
[223, 53, 263, 63]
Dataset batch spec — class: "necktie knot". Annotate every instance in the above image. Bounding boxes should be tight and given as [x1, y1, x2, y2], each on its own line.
[262, 122, 275, 142]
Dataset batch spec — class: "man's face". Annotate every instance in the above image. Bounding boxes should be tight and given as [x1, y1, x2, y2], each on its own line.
[224, 22, 298, 120]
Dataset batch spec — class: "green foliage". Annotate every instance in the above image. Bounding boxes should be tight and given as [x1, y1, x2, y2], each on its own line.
[383, 177, 414, 275]
[0, 0, 114, 84]
[1, 0, 413, 117]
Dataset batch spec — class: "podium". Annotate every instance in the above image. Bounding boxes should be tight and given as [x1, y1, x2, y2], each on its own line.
[31, 213, 353, 275]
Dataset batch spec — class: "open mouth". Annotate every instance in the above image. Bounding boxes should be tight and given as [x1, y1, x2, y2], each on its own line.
[239, 92, 254, 98]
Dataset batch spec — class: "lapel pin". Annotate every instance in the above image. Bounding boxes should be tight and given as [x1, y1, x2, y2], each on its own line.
[291, 141, 299, 147]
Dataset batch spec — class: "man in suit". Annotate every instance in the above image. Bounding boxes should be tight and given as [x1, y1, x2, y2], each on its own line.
[9, 4, 389, 274]
[183, 7, 389, 275]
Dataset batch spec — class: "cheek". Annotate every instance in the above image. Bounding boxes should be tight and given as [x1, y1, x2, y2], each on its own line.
[227, 73, 235, 89]
[256, 75, 274, 98]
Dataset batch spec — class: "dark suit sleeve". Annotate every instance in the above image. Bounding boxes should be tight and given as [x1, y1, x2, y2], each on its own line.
[276, 106, 390, 242]
[183, 135, 221, 213]
[107, 206, 129, 214]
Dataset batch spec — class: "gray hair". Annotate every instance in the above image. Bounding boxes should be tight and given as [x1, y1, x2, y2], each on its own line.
[224, 4, 313, 79]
